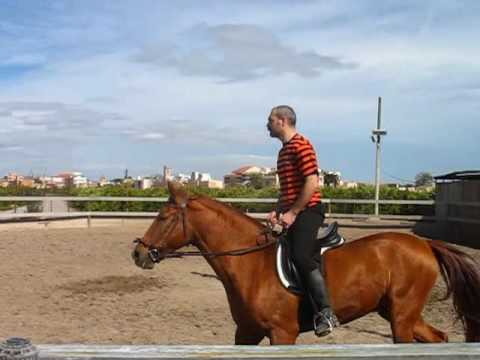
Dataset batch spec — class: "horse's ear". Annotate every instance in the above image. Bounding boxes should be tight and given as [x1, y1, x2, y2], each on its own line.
[167, 181, 188, 204]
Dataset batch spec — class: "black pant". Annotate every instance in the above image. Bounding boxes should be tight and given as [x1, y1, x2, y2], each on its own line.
[287, 203, 325, 275]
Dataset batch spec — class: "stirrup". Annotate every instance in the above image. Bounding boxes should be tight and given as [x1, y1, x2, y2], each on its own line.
[313, 308, 339, 337]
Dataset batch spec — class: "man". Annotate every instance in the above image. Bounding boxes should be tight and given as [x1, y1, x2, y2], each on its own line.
[266, 105, 339, 337]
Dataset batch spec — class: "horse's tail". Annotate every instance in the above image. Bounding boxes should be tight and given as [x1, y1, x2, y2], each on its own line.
[429, 240, 480, 342]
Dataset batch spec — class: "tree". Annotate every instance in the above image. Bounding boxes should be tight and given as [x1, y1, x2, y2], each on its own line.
[323, 172, 340, 187]
[415, 172, 434, 187]
[248, 173, 266, 189]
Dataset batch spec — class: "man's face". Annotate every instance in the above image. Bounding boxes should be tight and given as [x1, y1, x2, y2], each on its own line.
[267, 112, 283, 138]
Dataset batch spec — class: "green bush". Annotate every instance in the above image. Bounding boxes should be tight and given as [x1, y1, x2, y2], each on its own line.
[66, 184, 434, 216]
[0, 186, 46, 211]
[322, 184, 434, 215]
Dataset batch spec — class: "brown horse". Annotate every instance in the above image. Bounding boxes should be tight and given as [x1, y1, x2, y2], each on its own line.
[132, 182, 480, 345]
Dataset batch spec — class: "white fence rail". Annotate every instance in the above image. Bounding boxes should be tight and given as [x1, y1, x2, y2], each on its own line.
[0, 196, 435, 204]
[37, 344, 480, 360]
[0, 196, 437, 225]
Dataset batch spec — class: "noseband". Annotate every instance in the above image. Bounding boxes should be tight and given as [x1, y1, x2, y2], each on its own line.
[134, 198, 190, 263]
[133, 197, 280, 263]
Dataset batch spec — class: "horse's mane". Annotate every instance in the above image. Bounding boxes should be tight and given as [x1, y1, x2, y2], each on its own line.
[194, 195, 266, 230]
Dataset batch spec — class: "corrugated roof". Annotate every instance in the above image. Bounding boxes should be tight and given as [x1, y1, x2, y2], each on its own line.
[434, 170, 480, 181]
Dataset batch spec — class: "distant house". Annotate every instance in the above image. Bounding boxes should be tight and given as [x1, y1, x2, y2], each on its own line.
[140, 177, 154, 189]
[340, 181, 358, 189]
[189, 171, 222, 188]
[199, 179, 224, 189]
[0, 177, 9, 188]
[98, 176, 112, 187]
[57, 171, 88, 188]
[224, 165, 278, 188]
[20, 176, 35, 188]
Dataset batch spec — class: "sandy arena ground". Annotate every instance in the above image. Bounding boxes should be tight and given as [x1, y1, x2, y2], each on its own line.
[0, 218, 477, 345]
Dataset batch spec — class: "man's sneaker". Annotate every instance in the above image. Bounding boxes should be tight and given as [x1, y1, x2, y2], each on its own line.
[313, 307, 339, 337]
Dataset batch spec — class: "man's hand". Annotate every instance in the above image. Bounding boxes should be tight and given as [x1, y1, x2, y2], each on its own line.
[279, 210, 297, 228]
[267, 210, 278, 225]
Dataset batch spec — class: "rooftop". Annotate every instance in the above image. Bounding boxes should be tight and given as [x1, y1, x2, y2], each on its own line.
[434, 170, 480, 181]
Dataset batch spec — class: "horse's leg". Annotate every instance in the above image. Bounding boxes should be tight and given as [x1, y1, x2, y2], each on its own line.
[413, 317, 448, 343]
[269, 327, 298, 345]
[389, 304, 417, 342]
[379, 306, 448, 343]
[235, 327, 264, 345]
[388, 276, 437, 343]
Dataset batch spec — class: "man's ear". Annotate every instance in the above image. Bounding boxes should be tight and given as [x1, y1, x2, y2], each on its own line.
[167, 181, 189, 205]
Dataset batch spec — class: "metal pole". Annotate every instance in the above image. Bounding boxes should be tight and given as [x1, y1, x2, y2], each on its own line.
[374, 98, 381, 216]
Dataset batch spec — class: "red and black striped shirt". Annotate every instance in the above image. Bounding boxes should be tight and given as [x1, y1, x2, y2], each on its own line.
[277, 133, 321, 212]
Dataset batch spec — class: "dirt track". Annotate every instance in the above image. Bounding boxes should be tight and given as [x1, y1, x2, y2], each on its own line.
[0, 219, 477, 345]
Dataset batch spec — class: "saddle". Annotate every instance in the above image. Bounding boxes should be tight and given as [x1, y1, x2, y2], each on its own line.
[276, 221, 345, 295]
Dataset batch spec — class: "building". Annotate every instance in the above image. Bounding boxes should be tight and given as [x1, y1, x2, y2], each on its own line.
[72, 172, 88, 187]
[340, 181, 358, 189]
[20, 176, 35, 188]
[199, 179, 224, 189]
[224, 165, 278, 187]
[87, 180, 98, 187]
[398, 184, 417, 192]
[2, 173, 38, 188]
[173, 173, 190, 184]
[140, 177, 153, 189]
[38, 175, 67, 188]
[57, 172, 88, 188]
[190, 171, 214, 186]
[99, 176, 112, 187]
[163, 166, 173, 184]
[434, 170, 480, 246]
[199, 173, 212, 182]
[7, 172, 23, 183]
[130, 176, 150, 189]
[191, 171, 201, 182]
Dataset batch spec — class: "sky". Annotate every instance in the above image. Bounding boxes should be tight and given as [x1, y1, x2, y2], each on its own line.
[0, 0, 479, 182]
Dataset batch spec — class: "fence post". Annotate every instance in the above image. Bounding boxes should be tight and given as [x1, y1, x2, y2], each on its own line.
[87, 200, 91, 228]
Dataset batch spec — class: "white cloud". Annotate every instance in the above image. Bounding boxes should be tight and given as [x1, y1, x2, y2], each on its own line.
[0, 144, 24, 152]
[0, 101, 126, 136]
[135, 23, 356, 82]
[137, 132, 166, 141]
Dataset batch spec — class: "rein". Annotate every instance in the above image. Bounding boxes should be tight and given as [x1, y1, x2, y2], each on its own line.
[133, 197, 282, 262]
[135, 228, 279, 260]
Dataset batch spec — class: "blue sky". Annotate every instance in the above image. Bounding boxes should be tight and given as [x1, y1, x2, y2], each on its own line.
[0, 0, 478, 182]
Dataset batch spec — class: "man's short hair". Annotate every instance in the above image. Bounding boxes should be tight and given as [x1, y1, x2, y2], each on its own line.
[271, 105, 296, 126]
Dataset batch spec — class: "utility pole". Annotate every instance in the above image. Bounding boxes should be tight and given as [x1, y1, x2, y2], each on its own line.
[371, 97, 387, 217]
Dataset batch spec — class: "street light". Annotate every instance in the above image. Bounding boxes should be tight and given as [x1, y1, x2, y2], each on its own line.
[372, 97, 387, 217]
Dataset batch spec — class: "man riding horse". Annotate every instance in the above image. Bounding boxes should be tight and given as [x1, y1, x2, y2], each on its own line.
[132, 108, 480, 345]
[267, 105, 338, 336]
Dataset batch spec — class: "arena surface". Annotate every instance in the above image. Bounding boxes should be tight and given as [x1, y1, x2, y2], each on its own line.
[0, 219, 477, 345]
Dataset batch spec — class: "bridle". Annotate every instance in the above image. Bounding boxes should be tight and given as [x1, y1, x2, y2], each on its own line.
[133, 197, 280, 263]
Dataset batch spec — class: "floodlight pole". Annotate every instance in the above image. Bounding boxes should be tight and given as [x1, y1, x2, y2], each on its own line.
[372, 97, 387, 217]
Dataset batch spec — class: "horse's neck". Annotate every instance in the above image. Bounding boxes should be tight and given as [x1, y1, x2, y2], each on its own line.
[190, 203, 273, 292]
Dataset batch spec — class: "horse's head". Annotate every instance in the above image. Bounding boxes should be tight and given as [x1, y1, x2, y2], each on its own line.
[131, 181, 195, 270]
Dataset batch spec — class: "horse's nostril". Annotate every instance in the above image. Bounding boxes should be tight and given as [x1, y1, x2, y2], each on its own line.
[134, 250, 139, 258]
